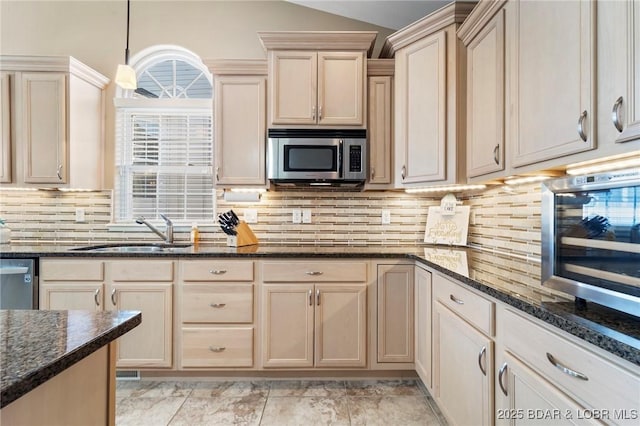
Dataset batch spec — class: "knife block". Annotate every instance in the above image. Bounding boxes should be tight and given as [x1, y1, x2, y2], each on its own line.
[227, 221, 259, 247]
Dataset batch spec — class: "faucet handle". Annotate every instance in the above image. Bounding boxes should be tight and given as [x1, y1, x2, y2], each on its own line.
[159, 214, 172, 225]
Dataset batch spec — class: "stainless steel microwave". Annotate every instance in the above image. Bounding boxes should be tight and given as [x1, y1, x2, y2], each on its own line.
[541, 168, 640, 317]
[267, 129, 367, 187]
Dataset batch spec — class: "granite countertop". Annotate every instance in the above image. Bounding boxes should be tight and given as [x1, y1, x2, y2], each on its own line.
[1, 242, 639, 367]
[0, 310, 141, 408]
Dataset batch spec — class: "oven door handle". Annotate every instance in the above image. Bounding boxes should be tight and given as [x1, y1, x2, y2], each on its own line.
[338, 139, 344, 178]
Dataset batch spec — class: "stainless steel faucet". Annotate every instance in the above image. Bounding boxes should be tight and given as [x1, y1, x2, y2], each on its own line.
[136, 214, 174, 243]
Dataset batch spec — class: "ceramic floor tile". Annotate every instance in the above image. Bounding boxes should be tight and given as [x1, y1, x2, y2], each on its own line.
[121, 381, 194, 398]
[260, 396, 350, 426]
[190, 380, 270, 398]
[269, 380, 346, 397]
[168, 395, 266, 426]
[116, 396, 187, 426]
[348, 396, 440, 426]
[345, 379, 424, 397]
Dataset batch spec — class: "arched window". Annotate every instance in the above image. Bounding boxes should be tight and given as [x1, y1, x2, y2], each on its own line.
[114, 46, 214, 225]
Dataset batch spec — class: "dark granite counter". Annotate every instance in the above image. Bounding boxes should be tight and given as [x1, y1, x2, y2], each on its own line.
[1, 242, 638, 367]
[0, 310, 141, 408]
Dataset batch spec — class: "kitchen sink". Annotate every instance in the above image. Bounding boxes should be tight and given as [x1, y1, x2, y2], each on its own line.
[70, 243, 193, 253]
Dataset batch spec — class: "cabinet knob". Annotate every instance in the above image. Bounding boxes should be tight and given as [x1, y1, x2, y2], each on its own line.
[612, 96, 624, 133]
[577, 110, 588, 142]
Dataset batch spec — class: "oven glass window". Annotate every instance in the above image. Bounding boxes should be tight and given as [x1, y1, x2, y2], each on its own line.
[555, 185, 640, 296]
[284, 145, 337, 171]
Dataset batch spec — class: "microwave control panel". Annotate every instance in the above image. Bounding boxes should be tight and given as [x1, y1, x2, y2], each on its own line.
[349, 146, 362, 172]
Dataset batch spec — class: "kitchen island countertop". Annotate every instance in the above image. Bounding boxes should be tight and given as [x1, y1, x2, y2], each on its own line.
[0, 309, 141, 408]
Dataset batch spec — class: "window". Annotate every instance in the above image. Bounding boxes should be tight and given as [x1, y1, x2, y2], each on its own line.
[114, 46, 214, 224]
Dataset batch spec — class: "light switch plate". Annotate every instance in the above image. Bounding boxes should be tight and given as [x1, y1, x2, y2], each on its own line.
[302, 209, 312, 224]
[381, 210, 391, 225]
[75, 208, 86, 223]
[292, 209, 302, 224]
[243, 209, 258, 223]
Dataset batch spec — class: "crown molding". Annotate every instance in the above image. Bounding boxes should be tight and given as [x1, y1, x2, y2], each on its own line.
[205, 59, 268, 76]
[457, 0, 508, 45]
[257, 31, 378, 58]
[379, 1, 477, 58]
[0, 55, 109, 88]
[367, 59, 395, 76]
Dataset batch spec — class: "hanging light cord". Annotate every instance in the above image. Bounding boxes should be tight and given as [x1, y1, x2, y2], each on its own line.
[124, 0, 131, 65]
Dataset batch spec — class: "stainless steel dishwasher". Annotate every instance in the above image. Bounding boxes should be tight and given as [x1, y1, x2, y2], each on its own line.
[0, 258, 38, 309]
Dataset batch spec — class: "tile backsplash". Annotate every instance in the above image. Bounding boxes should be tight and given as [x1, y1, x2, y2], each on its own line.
[0, 182, 542, 258]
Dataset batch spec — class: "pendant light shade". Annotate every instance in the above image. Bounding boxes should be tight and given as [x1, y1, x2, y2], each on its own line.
[115, 0, 136, 90]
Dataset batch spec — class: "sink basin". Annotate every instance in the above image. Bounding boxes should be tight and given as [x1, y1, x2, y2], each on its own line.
[70, 243, 192, 253]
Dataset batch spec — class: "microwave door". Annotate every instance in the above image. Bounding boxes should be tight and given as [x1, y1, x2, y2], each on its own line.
[281, 140, 340, 180]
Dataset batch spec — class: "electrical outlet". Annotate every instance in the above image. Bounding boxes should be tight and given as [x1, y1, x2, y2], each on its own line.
[292, 209, 302, 224]
[302, 209, 312, 224]
[75, 208, 86, 223]
[381, 210, 391, 225]
[243, 209, 258, 224]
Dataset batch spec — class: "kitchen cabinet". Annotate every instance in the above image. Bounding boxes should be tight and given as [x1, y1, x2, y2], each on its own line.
[178, 260, 256, 369]
[258, 31, 376, 128]
[432, 272, 495, 426]
[507, 0, 596, 169]
[596, 0, 640, 152]
[414, 266, 432, 389]
[376, 264, 414, 363]
[40, 259, 174, 369]
[381, 2, 474, 187]
[261, 260, 367, 368]
[1, 72, 11, 183]
[459, 4, 506, 180]
[498, 307, 640, 426]
[207, 60, 267, 187]
[0, 56, 108, 188]
[365, 59, 394, 188]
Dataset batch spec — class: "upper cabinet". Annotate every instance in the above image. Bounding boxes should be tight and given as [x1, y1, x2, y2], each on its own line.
[207, 60, 267, 187]
[258, 31, 377, 128]
[366, 59, 394, 188]
[0, 56, 109, 189]
[381, 2, 475, 188]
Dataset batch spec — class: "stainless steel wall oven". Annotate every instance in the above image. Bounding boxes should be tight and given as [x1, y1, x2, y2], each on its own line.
[542, 168, 640, 317]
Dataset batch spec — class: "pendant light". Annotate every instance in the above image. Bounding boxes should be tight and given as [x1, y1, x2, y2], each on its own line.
[115, 0, 137, 89]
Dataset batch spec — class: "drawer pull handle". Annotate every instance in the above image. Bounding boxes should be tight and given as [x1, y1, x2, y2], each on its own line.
[308, 289, 313, 306]
[209, 269, 227, 275]
[209, 346, 226, 353]
[449, 294, 464, 305]
[110, 289, 117, 306]
[493, 144, 500, 165]
[612, 96, 624, 133]
[498, 362, 508, 396]
[305, 271, 323, 276]
[546, 353, 588, 381]
[94, 288, 101, 307]
[577, 110, 588, 142]
[316, 289, 320, 305]
[210, 303, 226, 308]
[478, 346, 487, 376]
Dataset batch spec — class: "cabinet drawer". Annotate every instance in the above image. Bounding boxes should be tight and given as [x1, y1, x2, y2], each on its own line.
[433, 273, 494, 336]
[182, 284, 253, 323]
[181, 260, 254, 282]
[109, 260, 173, 282]
[181, 327, 253, 368]
[40, 259, 104, 281]
[262, 261, 367, 282]
[503, 309, 640, 417]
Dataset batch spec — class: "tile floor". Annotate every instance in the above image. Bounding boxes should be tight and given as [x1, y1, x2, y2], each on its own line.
[116, 379, 448, 425]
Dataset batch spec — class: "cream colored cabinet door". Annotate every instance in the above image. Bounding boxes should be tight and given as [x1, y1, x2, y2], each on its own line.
[269, 51, 317, 125]
[214, 75, 266, 186]
[262, 283, 314, 368]
[467, 9, 505, 179]
[597, 0, 640, 148]
[109, 282, 173, 368]
[21, 72, 66, 184]
[395, 32, 447, 185]
[508, 0, 595, 168]
[496, 353, 599, 426]
[377, 264, 414, 363]
[367, 75, 392, 186]
[40, 283, 103, 311]
[1, 72, 11, 183]
[414, 267, 432, 389]
[434, 302, 493, 426]
[314, 284, 366, 368]
[317, 52, 364, 126]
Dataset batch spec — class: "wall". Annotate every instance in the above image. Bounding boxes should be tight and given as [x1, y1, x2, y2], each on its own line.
[0, 182, 543, 258]
[0, 0, 394, 187]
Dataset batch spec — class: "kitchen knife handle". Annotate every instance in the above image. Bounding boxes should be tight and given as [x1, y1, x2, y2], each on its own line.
[612, 96, 624, 133]
[209, 269, 227, 275]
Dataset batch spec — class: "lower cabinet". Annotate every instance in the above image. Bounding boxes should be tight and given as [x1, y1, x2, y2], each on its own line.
[414, 266, 432, 388]
[376, 264, 414, 363]
[262, 283, 367, 368]
[40, 258, 174, 369]
[181, 327, 253, 368]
